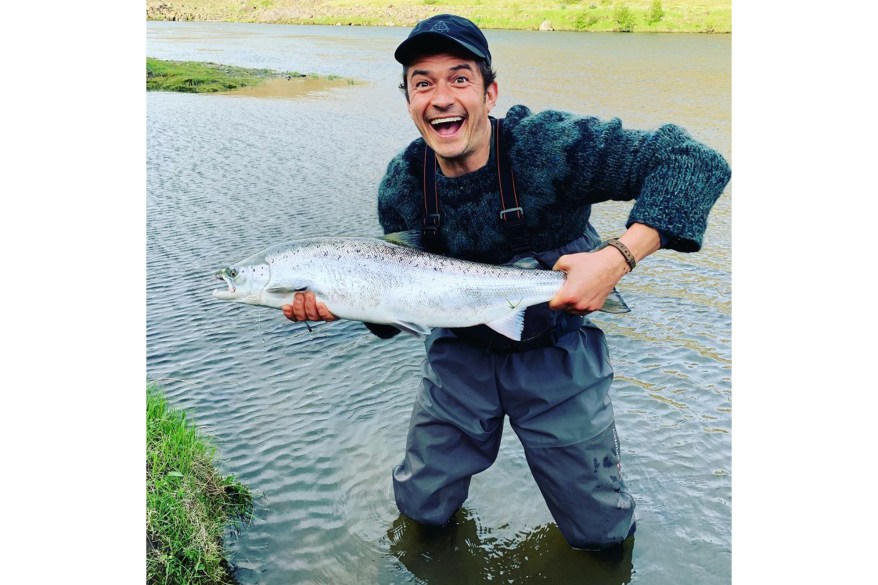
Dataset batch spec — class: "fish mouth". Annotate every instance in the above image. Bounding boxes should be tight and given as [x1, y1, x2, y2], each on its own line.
[429, 115, 465, 137]
[213, 269, 236, 295]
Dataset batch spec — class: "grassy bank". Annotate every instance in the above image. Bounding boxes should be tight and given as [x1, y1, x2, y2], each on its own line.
[147, 57, 283, 92]
[147, 57, 354, 93]
[147, 382, 253, 585]
[146, 0, 731, 33]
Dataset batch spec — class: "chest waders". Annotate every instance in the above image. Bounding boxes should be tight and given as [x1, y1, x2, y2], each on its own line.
[391, 117, 637, 550]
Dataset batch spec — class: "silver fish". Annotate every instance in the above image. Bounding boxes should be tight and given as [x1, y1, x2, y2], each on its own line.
[212, 232, 629, 340]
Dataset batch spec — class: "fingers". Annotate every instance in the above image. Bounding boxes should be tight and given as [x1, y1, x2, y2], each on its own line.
[549, 255, 577, 310]
[549, 250, 625, 314]
[282, 292, 336, 323]
[549, 255, 582, 311]
[315, 302, 338, 322]
[281, 292, 309, 321]
[301, 292, 322, 321]
[551, 254, 570, 273]
[549, 286, 592, 313]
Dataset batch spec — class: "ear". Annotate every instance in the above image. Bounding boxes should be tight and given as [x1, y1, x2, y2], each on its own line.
[485, 81, 498, 112]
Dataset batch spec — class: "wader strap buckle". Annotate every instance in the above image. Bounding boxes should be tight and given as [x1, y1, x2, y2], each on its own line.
[423, 213, 441, 229]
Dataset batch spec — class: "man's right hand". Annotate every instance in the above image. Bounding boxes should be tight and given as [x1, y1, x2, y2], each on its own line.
[282, 291, 337, 323]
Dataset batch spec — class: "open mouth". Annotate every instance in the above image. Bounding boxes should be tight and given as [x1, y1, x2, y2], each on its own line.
[430, 116, 464, 137]
[214, 269, 236, 293]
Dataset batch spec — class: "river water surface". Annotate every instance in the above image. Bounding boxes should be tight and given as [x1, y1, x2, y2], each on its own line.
[147, 22, 731, 585]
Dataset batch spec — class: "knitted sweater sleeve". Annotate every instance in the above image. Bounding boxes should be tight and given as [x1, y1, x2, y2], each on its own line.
[622, 123, 731, 251]
[507, 106, 731, 253]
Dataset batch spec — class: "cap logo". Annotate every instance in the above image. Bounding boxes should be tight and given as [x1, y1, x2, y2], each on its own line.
[430, 20, 451, 32]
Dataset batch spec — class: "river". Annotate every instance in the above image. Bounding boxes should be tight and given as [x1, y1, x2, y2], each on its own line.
[147, 21, 731, 585]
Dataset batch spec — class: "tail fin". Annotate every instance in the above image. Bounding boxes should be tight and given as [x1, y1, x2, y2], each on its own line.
[599, 288, 631, 314]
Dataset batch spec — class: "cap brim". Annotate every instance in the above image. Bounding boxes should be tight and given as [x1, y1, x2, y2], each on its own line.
[394, 32, 488, 65]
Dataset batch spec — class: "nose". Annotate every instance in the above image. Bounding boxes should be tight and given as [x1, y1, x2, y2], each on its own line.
[429, 80, 454, 110]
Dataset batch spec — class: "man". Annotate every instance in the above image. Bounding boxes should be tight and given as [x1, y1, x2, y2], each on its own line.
[284, 14, 730, 550]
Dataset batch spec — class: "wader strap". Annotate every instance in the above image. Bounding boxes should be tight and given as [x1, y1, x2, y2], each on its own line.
[494, 118, 530, 255]
[421, 117, 531, 256]
[422, 146, 443, 253]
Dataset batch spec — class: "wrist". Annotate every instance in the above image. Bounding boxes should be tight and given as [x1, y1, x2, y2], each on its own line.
[604, 238, 636, 272]
[595, 239, 634, 274]
[619, 223, 661, 262]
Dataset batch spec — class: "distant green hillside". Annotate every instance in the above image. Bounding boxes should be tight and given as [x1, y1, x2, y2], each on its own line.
[146, 0, 731, 33]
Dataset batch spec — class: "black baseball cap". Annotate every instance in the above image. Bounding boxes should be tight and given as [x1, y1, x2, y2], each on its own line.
[394, 14, 492, 67]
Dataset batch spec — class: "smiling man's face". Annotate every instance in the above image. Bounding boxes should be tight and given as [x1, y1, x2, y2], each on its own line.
[405, 53, 498, 178]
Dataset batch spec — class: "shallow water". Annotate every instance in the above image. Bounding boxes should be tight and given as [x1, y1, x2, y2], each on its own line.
[147, 22, 731, 584]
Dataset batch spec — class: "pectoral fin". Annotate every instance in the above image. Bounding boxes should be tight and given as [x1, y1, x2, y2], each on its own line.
[599, 288, 631, 314]
[266, 286, 308, 294]
[485, 309, 526, 341]
[392, 321, 433, 337]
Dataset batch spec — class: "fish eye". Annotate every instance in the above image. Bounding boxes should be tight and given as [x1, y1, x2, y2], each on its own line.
[230, 268, 238, 278]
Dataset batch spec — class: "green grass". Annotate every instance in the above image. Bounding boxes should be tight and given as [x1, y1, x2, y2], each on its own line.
[146, 57, 285, 93]
[147, 382, 253, 585]
[147, 58, 356, 93]
[146, 0, 731, 33]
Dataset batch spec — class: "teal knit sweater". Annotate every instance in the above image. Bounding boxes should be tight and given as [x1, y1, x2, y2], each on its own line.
[377, 105, 731, 265]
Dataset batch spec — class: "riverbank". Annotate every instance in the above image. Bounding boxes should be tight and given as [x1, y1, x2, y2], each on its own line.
[146, 0, 731, 33]
[147, 382, 253, 585]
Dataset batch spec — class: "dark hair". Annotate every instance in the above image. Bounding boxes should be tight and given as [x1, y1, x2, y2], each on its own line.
[398, 58, 496, 102]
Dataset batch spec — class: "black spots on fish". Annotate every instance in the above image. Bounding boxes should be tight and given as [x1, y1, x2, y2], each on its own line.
[603, 456, 614, 468]
[593, 457, 600, 473]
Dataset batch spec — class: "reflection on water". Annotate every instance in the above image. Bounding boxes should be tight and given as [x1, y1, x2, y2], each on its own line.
[147, 21, 731, 585]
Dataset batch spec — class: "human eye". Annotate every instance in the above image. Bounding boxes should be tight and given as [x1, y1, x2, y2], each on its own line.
[453, 75, 470, 84]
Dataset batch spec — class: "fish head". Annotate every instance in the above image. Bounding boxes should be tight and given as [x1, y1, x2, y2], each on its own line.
[212, 263, 270, 305]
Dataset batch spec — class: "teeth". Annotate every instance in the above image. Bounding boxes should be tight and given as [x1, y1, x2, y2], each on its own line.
[431, 116, 463, 125]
